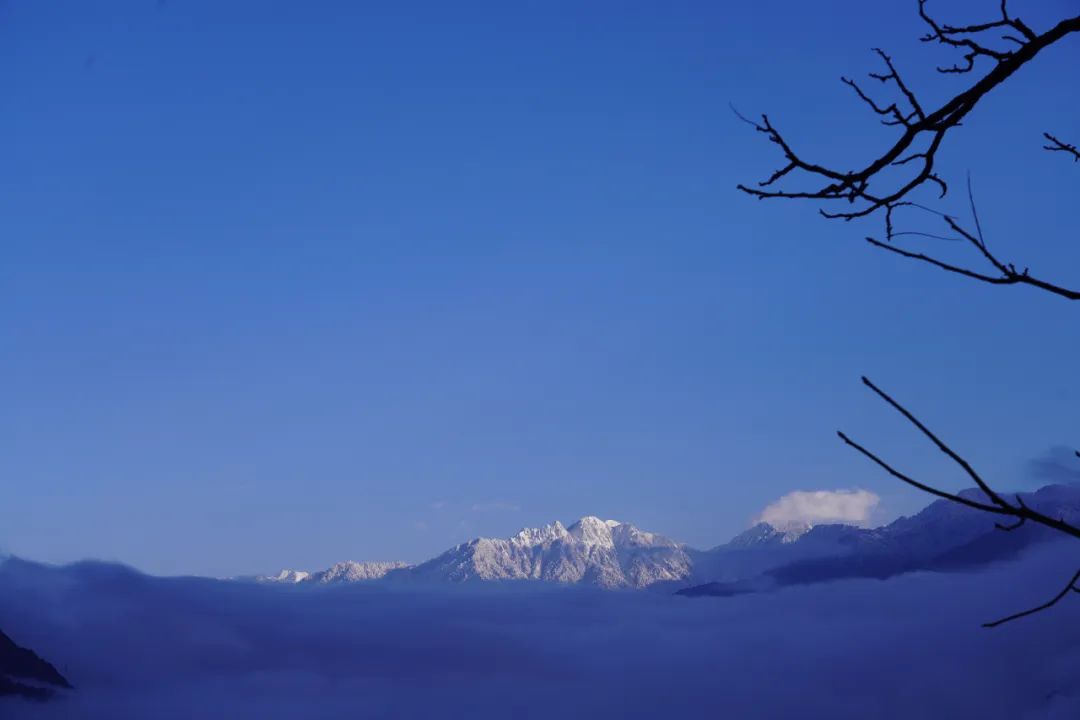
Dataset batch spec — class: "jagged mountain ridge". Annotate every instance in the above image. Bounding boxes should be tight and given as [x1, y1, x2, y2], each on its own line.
[310, 561, 410, 584]
[681, 484, 1080, 597]
[257, 562, 407, 585]
[259, 569, 311, 584]
[411, 516, 692, 589]
[260, 516, 693, 590]
[257, 484, 1080, 593]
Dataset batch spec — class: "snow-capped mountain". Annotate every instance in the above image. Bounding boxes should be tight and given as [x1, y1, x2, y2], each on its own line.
[257, 517, 691, 590]
[309, 561, 410, 584]
[258, 562, 408, 585]
[258, 569, 311, 584]
[412, 516, 693, 589]
[726, 522, 810, 548]
[253, 484, 1080, 594]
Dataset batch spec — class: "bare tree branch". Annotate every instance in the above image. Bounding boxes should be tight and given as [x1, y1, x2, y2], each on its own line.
[863, 179, 1080, 300]
[1044, 132, 1080, 161]
[983, 569, 1080, 628]
[737, 4, 1080, 221]
[737, 3, 1080, 301]
[863, 216, 1080, 301]
[837, 430, 1008, 516]
[840, 376, 1080, 626]
[844, 377, 1080, 542]
[739, 2, 1080, 627]
[917, 0, 1037, 74]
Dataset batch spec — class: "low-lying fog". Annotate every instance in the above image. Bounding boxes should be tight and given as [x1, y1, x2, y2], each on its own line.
[1, 543, 1078, 719]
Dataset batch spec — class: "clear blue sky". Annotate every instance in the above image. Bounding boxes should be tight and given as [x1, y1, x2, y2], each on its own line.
[2, 0, 1078, 576]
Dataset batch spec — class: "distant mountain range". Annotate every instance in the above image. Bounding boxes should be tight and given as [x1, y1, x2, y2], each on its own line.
[257, 484, 1080, 594]
[412, 516, 692, 588]
[681, 483, 1080, 597]
[258, 517, 691, 589]
[258, 561, 409, 586]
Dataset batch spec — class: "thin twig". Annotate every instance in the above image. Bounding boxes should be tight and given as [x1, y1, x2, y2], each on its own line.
[983, 569, 1080, 627]
[737, 6, 1080, 221]
[1043, 132, 1080, 161]
[840, 377, 1080, 627]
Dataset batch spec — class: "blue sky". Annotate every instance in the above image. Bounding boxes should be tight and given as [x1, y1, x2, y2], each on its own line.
[2, 0, 1078, 576]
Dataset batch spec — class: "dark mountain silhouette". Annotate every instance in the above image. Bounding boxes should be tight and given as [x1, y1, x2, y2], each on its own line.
[680, 484, 1080, 598]
[0, 627, 72, 701]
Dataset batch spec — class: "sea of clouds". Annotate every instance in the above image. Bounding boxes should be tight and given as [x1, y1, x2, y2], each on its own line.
[1, 542, 1079, 719]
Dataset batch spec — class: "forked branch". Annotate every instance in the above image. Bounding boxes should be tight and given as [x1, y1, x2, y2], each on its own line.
[737, 3, 1080, 221]
[983, 569, 1080, 628]
[839, 376, 1080, 626]
[1044, 133, 1080, 161]
[865, 190, 1080, 301]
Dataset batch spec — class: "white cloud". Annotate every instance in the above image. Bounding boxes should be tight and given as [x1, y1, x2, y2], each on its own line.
[756, 488, 880, 530]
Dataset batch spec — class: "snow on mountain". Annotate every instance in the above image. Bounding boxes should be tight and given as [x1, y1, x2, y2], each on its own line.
[687, 520, 864, 585]
[411, 515, 693, 589]
[253, 484, 1080, 594]
[682, 483, 1080, 596]
[258, 562, 408, 585]
[257, 569, 311, 584]
[725, 522, 810, 548]
[309, 561, 410, 584]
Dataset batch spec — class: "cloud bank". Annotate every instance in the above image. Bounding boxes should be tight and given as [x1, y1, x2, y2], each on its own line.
[2, 546, 1080, 718]
[1, 544, 1079, 719]
[756, 489, 880, 530]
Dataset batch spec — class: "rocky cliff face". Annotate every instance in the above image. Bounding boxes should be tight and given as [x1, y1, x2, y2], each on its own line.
[0, 628, 71, 701]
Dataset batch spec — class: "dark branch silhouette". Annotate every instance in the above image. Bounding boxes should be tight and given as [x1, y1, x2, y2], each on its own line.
[737, 4, 1080, 218]
[983, 568, 1080, 628]
[739, 1, 1080, 626]
[737, 1, 1080, 300]
[864, 183, 1080, 301]
[917, 0, 1037, 74]
[1044, 132, 1080, 161]
[839, 377, 1080, 627]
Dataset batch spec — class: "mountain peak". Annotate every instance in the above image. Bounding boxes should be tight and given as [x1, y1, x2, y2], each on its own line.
[253, 483, 1080, 594]
[265, 569, 310, 584]
[570, 515, 621, 528]
[514, 520, 568, 545]
[727, 522, 780, 548]
[567, 516, 624, 547]
[412, 516, 691, 588]
[312, 561, 409, 584]
[726, 521, 812, 549]
[258, 562, 408, 585]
